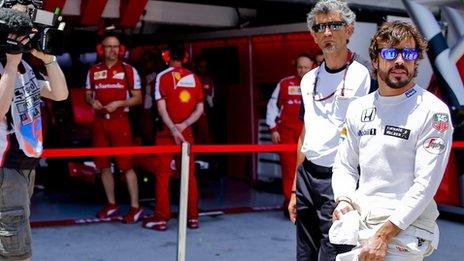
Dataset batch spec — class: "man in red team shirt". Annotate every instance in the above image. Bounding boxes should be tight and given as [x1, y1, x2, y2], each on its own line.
[266, 53, 315, 216]
[85, 35, 143, 223]
[143, 44, 204, 231]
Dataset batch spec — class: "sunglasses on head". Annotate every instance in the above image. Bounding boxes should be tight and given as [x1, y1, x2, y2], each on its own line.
[379, 48, 419, 61]
[311, 21, 346, 33]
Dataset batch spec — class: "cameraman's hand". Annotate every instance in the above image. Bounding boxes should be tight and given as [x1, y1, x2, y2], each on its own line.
[5, 52, 22, 68]
[31, 50, 55, 65]
[5, 33, 30, 56]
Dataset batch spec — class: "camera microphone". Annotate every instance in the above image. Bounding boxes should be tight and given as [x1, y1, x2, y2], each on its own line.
[0, 7, 33, 35]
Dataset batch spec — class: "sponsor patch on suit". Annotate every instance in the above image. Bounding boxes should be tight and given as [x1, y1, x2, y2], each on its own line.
[113, 72, 125, 80]
[361, 107, 376, 122]
[358, 128, 376, 136]
[432, 113, 449, 132]
[177, 74, 196, 88]
[405, 88, 416, 98]
[423, 137, 446, 154]
[384, 125, 410, 140]
[94, 70, 107, 80]
[288, 86, 301, 95]
[339, 126, 347, 142]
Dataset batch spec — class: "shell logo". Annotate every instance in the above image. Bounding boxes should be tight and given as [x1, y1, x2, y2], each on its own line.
[179, 90, 191, 103]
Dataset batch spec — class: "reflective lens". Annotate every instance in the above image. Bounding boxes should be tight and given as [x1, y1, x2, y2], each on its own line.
[379, 48, 419, 61]
[312, 21, 346, 33]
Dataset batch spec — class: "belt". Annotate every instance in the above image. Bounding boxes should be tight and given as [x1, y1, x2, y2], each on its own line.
[96, 112, 126, 120]
[303, 159, 332, 176]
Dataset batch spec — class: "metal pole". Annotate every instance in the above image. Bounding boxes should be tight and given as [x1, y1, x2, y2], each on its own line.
[177, 142, 190, 261]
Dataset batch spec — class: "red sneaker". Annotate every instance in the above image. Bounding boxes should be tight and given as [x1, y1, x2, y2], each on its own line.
[142, 217, 167, 231]
[187, 219, 199, 229]
[123, 207, 143, 224]
[96, 203, 119, 219]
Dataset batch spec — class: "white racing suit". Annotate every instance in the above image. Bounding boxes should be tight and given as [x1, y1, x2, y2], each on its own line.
[332, 86, 453, 260]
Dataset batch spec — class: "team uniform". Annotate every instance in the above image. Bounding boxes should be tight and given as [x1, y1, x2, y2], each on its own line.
[332, 86, 453, 260]
[0, 61, 48, 260]
[85, 61, 141, 171]
[153, 66, 204, 221]
[266, 75, 303, 206]
[297, 55, 372, 261]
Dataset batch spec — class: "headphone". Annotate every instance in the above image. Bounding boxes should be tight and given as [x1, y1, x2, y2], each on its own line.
[161, 50, 190, 65]
[96, 43, 127, 60]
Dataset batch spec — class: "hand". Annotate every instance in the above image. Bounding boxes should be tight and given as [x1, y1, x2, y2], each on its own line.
[359, 236, 388, 261]
[171, 129, 186, 145]
[5, 52, 22, 68]
[104, 101, 121, 113]
[30, 49, 54, 64]
[5, 33, 29, 56]
[288, 192, 297, 223]
[271, 131, 281, 144]
[175, 122, 188, 134]
[91, 99, 103, 110]
[332, 201, 354, 221]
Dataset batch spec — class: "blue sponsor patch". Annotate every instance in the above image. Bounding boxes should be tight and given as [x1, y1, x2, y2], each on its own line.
[405, 88, 416, 98]
[358, 128, 376, 136]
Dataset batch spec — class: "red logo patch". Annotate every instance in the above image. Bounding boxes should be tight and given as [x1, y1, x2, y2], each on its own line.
[432, 121, 449, 132]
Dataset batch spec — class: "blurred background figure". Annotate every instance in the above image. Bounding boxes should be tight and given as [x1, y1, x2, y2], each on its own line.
[266, 53, 315, 217]
[133, 49, 165, 145]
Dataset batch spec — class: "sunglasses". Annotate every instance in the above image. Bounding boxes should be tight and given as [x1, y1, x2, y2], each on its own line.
[311, 21, 346, 33]
[379, 48, 419, 61]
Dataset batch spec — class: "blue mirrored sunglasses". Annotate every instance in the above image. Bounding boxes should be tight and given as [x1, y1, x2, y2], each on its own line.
[311, 21, 346, 33]
[379, 48, 419, 61]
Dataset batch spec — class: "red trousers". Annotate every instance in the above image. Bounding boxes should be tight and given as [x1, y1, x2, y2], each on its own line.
[92, 115, 133, 171]
[154, 127, 198, 220]
[278, 123, 303, 205]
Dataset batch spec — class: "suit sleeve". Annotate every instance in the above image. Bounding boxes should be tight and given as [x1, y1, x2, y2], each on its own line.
[389, 108, 453, 230]
[266, 83, 281, 131]
[85, 69, 92, 90]
[332, 104, 360, 201]
[131, 66, 142, 90]
[154, 73, 166, 101]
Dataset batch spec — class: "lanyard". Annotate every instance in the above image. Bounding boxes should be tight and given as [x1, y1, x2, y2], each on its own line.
[312, 51, 353, 101]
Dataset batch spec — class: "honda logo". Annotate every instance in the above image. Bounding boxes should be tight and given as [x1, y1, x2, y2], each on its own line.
[361, 108, 376, 122]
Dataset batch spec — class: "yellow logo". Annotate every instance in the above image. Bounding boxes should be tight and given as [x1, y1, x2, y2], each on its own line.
[288, 86, 301, 95]
[174, 72, 181, 81]
[94, 70, 107, 80]
[339, 125, 347, 142]
[179, 90, 191, 103]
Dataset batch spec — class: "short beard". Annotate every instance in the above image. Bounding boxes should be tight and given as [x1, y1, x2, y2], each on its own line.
[322, 43, 336, 54]
[378, 64, 416, 89]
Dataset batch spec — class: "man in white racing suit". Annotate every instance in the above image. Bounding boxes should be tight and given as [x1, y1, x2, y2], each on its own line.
[331, 21, 453, 261]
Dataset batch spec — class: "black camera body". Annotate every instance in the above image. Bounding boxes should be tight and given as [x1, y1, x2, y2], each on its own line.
[29, 8, 64, 54]
[0, 0, 64, 54]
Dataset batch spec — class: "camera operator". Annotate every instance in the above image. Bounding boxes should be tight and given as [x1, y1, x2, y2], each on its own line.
[0, 3, 68, 260]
